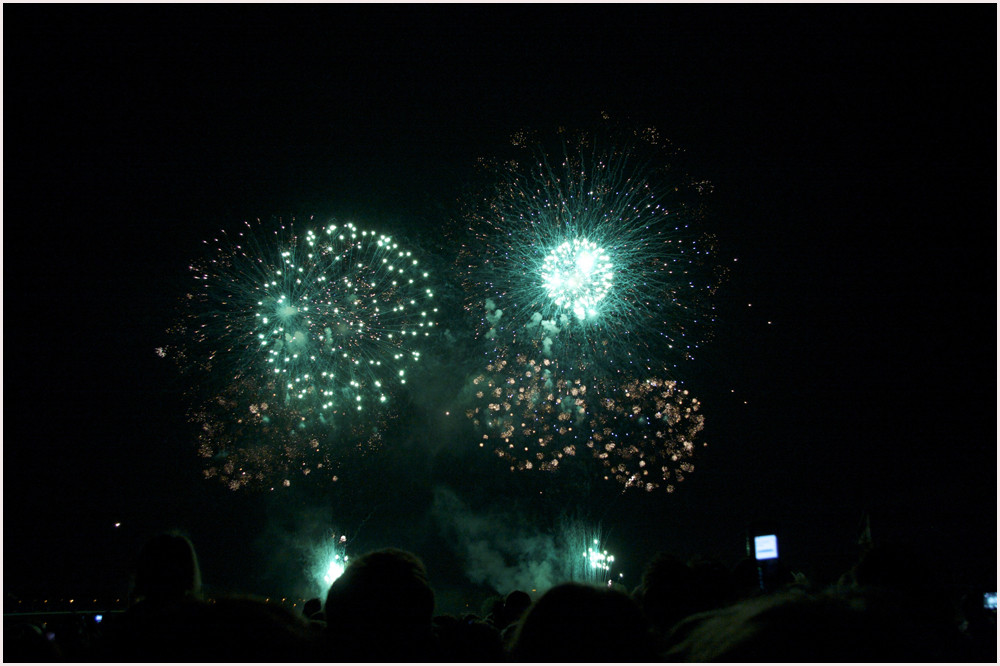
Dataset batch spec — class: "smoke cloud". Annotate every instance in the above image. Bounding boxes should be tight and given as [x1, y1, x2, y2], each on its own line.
[431, 487, 610, 595]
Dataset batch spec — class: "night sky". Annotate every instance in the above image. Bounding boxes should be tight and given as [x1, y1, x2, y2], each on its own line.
[6, 6, 995, 612]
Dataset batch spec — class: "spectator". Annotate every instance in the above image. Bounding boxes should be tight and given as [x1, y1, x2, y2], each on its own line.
[502, 589, 532, 627]
[302, 597, 323, 620]
[509, 582, 656, 662]
[97, 532, 206, 659]
[434, 613, 506, 662]
[323, 547, 439, 661]
[480, 594, 505, 627]
[131, 532, 202, 606]
[664, 586, 963, 662]
[194, 595, 321, 661]
[4, 622, 62, 662]
[843, 543, 965, 660]
[632, 551, 700, 638]
[498, 589, 532, 648]
[100, 533, 322, 661]
[101, 592, 321, 661]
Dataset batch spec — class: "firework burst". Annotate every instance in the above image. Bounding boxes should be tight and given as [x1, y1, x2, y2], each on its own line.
[460, 129, 719, 380]
[196, 218, 436, 414]
[166, 216, 435, 489]
[460, 127, 719, 491]
[467, 363, 704, 492]
[584, 377, 704, 493]
[192, 374, 388, 491]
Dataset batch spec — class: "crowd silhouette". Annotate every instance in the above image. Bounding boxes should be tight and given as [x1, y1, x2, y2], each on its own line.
[4, 530, 995, 662]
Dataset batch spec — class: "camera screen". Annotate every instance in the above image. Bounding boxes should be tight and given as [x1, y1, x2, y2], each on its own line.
[984, 592, 997, 610]
[754, 534, 779, 560]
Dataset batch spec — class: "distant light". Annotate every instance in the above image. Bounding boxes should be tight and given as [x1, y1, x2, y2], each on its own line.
[754, 534, 779, 560]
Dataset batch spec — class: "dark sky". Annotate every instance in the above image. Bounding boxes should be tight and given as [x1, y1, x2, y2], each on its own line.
[5, 5, 995, 609]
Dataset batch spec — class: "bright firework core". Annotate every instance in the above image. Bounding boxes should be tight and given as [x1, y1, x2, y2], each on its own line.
[586, 541, 614, 572]
[276, 302, 299, 320]
[540, 238, 613, 320]
[323, 555, 348, 586]
[310, 534, 350, 596]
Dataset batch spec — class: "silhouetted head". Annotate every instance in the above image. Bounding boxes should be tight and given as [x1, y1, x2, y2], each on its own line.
[323, 547, 436, 659]
[665, 587, 956, 662]
[510, 582, 655, 662]
[687, 555, 730, 607]
[502, 589, 531, 626]
[634, 551, 699, 631]
[133, 532, 201, 604]
[302, 597, 322, 619]
[480, 594, 505, 626]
